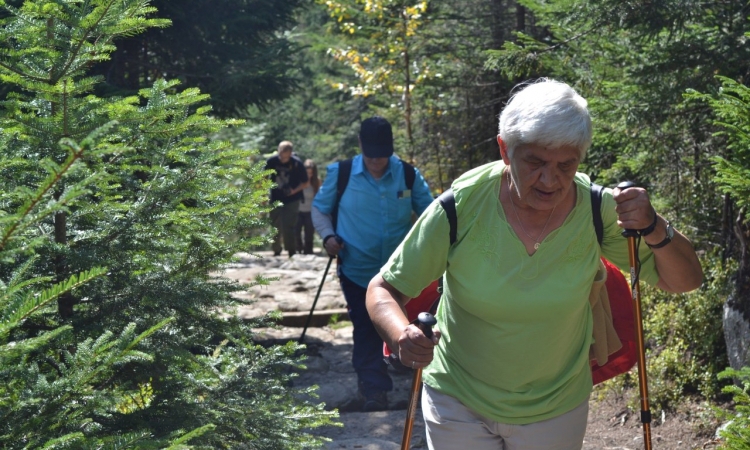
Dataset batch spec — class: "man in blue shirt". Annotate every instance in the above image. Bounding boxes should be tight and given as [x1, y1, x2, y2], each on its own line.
[312, 116, 433, 411]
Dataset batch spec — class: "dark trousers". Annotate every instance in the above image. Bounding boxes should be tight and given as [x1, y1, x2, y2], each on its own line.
[295, 211, 315, 254]
[339, 272, 392, 396]
[270, 200, 299, 255]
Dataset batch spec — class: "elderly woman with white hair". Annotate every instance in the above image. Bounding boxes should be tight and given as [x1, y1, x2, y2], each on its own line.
[366, 79, 702, 449]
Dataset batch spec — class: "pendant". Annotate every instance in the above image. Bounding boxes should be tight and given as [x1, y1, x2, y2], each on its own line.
[534, 242, 540, 250]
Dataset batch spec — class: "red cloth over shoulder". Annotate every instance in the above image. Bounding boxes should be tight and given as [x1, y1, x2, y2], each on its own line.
[591, 258, 638, 385]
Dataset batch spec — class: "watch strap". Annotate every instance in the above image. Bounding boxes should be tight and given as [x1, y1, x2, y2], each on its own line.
[640, 207, 658, 237]
[647, 222, 673, 249]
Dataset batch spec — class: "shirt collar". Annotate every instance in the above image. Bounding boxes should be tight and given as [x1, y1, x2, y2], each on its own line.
[352, 154, 395, 180]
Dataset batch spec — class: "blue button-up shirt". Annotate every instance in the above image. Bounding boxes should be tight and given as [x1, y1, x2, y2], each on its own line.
[313, 155, 434, 287]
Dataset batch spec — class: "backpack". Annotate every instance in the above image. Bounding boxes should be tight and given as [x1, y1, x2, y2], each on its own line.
[394, 183, 637, 384]
[331, 158, 416, 230]
[588, 184, 638, 384]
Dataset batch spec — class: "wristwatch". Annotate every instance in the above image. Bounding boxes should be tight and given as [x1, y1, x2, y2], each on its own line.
[647, 221, 674, 249]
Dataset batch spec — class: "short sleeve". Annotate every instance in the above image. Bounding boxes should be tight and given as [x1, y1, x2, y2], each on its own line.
[380, 199, 451, 298]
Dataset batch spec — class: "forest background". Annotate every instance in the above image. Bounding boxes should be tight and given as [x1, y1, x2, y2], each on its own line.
[1, 0, 749, 448]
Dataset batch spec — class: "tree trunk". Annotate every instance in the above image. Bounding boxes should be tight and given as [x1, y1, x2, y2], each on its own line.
[402, 10, 413, 158]
[516, 2, 526, 35]
[54, 210, 75, 319]
[724, 207, 750, 370]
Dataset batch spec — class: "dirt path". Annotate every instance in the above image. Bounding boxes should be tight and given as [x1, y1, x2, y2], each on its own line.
[227, 252, 723, 449]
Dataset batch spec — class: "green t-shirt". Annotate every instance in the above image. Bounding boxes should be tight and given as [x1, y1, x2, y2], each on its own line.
[380, 161, 658, 424]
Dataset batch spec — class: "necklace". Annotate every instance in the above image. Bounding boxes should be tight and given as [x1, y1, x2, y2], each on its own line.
[507, 170, 556, 250]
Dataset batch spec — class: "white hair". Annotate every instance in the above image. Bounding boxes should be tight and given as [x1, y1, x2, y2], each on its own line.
[499, 78, 592, 159]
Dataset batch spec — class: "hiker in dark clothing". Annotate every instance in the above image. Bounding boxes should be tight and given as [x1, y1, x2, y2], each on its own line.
[266, 141, 309, 257]
[366, 79, 703, 449]
[312, 116, 433, 411]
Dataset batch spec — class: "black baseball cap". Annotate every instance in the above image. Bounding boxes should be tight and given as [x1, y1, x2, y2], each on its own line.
[359, 116, 394, 158]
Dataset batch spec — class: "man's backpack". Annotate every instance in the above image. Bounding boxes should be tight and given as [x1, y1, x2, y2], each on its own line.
[331, 158, 416, 230]
[391, 183, 638, 384]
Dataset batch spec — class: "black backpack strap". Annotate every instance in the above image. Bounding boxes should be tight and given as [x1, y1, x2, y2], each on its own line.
[440, 184, 602, 247]
[591, 182, 604, 246]
[438, 188, 457, 245]
[436, 188, 456, 297]
[337, 159, 353, 199]
[401, 159, 416, 190]
[332, 159, 353, 231]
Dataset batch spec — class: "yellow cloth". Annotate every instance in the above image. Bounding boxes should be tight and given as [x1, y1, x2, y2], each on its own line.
[589, 259, 623, 366]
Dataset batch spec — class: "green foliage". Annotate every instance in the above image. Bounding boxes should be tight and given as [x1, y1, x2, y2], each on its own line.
[316, 0, 431, 99]
[687, 77, 750, 221]
[224, 3, 369, 176]
[484, 36, 548, 80]
[598, 252, 732, 411]
[0, 118, 168, 447]
[0, 0, 337, 448]
[89, 0, 307, 116]
[244, 0, 520, 191]
[487, 0, 750, 248]
[691, 76, 750, 449]
[716, 366, 750, 449]
[2, 321, 168, 448]
[643, 252, 732, 407]
[235, 0, 349, 158]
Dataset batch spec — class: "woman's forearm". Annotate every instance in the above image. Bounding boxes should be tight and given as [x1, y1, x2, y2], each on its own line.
[366, 275, 411, 352]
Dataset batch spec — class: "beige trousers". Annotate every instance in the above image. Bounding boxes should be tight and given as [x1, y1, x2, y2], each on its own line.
[421, 384, 589, 450]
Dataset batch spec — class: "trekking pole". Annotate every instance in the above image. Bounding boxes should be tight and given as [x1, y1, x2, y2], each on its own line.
[299, 255, 334, 344]
[401, 312, 437, 450]
[618, 181, 653, 450]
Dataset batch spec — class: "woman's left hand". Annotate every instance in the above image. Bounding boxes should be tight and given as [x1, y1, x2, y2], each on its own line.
[612, 184, 703, 293]
[612, 185, 655, 231]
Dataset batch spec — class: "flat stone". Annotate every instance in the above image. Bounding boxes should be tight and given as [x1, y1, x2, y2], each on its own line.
[277, 308, 350, 327]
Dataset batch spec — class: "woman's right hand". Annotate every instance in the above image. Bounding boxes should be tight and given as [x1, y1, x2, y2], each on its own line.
[397, 323, 441, 370]
[367, 275, 441, 369]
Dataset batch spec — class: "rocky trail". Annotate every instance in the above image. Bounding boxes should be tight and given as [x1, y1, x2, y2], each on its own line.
[224, 251, 723, 449]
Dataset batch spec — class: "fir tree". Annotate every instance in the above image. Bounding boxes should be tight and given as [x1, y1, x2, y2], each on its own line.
[0, 0, 336, 447]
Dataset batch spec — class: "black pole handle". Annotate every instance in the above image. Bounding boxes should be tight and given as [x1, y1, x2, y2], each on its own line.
[617, 181, 640, 238]
[325, 235, 344, 258]
[416, 312, 437, 339]
[402, 312, 437, 450]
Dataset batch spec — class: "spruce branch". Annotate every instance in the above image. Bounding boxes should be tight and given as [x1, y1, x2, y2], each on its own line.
[0, 267, 107, 340]
[54, 0, 117, 83]
[0, 146, 83, 251]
